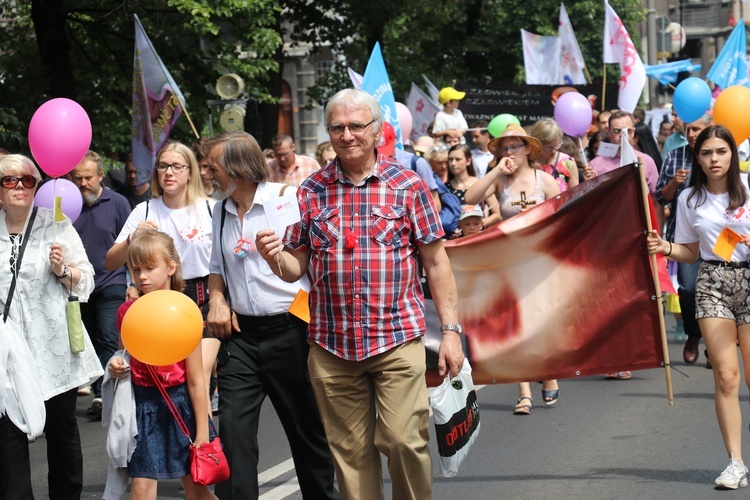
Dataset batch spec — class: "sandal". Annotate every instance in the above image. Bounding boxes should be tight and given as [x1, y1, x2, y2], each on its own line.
[619, 371, 632, 380]
[542, 389, 560, 406]
[513, 396, 533, 415]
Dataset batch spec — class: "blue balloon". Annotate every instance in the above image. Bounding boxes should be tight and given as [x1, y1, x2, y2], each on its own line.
[673, 77, 711, 123]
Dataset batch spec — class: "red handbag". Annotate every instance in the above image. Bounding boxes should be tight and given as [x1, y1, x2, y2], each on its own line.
[147, 365, 230, 486]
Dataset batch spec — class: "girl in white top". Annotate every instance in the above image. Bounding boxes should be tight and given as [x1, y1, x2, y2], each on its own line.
[648, 125, 750, 490]
[106, 142, 218, 415]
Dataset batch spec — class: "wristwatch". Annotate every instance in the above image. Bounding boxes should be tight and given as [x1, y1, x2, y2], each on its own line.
[440, 323, 462, 334]
[54, 265, 70, 280]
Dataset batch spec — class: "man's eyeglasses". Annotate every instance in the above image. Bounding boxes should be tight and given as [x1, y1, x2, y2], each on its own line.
[327, 120, 375, 136]
[498, 143, 525, 155]
[155, 162, 189, 173]
[1, 175, 37, 189]
[611, 127, 634, 136]
[542, 142, 563, 153]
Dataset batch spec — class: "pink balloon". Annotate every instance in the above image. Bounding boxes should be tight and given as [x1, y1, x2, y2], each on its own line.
[553, 92, 593, 137]
[28, 98, 92, 178]
[34, 178, 83, 223]
[396, 102, 413, 144]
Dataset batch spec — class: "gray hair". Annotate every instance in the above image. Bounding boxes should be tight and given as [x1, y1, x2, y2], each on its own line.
[325, 89, 383, 135]
[0, 154, 42, 183]
[206, 131, 269, 183]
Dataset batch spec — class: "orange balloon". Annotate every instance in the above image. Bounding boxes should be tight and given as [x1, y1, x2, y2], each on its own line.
[121, 290, 203, 366]
[713, 86, 750, 145]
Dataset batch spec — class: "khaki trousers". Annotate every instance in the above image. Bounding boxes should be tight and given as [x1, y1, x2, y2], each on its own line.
[308, 338, 432, 500]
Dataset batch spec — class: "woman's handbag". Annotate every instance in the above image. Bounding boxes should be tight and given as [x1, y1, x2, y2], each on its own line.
[146, 364, 230, 486]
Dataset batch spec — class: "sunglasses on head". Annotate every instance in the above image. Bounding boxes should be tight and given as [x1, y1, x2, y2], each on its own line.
[1, 175, 37, 189]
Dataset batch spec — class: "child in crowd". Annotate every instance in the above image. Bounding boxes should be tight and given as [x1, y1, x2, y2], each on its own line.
[452, 205, 484, 239]
[108, 230, 216, 500]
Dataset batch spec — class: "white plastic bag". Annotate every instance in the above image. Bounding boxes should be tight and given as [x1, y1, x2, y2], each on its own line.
[430, 360, 480, 477]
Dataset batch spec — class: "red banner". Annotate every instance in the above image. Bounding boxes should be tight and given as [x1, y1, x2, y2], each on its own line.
[425, 165, 664, 385]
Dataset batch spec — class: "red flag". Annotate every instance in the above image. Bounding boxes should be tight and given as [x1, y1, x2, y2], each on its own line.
[424, 165, 664, 386]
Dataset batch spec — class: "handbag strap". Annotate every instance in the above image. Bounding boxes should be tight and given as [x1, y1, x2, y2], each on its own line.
[146, 364, 193, 443]
[4, 207, 38, 323]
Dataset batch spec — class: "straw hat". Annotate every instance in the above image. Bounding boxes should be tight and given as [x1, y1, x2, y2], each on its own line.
[487, 123, 542, 161]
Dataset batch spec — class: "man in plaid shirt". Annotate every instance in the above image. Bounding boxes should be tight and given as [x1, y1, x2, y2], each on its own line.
[656, 113, 711, 365]
[257, 88, 464, 499]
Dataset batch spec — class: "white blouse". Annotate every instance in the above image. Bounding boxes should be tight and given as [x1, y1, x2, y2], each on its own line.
[0, 207, 103, 400]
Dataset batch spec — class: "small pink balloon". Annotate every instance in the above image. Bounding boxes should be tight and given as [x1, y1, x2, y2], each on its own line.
[553, 92, 593, 137]
[396, 102, 413, 144]
[34, 178, 83, 223]
[28, 98, 92, 178]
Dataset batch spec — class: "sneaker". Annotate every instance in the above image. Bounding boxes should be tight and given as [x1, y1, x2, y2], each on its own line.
[715, 458, 748, 489]
[77, 385, 91, 396]
[87, 397, 103, 421]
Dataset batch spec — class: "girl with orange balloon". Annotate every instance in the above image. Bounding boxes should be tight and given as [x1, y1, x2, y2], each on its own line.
[105, 142, 218, 417]
[108, 230, 217, 499]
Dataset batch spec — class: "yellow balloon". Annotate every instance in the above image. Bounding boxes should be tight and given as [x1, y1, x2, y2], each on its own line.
[121, 290, 203, 366]
[713, 86, 750, 145]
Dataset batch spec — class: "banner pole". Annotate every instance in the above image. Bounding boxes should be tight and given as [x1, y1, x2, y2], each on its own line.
[177, 96, 200, 140]
[584, 65, 593, 84]
[601, 64, 607, 111]
[637, 157, 674, 405]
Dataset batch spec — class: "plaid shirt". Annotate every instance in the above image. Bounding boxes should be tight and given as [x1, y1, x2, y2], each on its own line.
[656, 145, 692, 241]
[267, 154, 321, 187]
[285, 154, 444, 361]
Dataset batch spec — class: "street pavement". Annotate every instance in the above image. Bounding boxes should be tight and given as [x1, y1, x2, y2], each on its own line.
[30, 315, 750, 499]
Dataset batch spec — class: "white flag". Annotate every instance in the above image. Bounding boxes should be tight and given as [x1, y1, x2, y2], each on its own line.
[406, 83, 440, 145]
[620, 128, 637, 167]
[348, 67, 363, 90]
[603, 0, 646, 112]
[422, 74, 441, 106]
[521, 30, 561, 85]
[559, 3, 586, 84]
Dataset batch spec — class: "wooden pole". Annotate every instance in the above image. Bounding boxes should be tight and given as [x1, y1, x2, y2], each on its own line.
[583, 65, 593, 85]
[177, 96, 200, 140]
[636, 157, 674, 405]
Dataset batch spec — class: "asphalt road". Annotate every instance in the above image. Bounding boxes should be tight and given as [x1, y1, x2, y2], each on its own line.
[30, 316, 749, 499]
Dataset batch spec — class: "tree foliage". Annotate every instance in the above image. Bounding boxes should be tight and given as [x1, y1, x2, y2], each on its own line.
[287, 0, 646, 103]
[0, 0, 644, 155]
[0, 0, 282, 155]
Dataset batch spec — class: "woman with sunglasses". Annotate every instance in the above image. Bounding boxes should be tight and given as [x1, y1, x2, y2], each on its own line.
[0, 154, 103, 499]
[105, 142, 218, 415]
[427, 142, 450, 184]
[465, 123, 561, 415]
[529, 118, 579, 192]
[647, 125, 750, 490]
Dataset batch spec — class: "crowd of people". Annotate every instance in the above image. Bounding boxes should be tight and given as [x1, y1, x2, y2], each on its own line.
[2, 83, 750, 498]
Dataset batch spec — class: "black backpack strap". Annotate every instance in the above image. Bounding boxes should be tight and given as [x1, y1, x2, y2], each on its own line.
[4, 207, 38, 323]
[410, 154, 418, 171]
[206, 200, 212, 218]
[219, 199, 231, 307]
[144, 200, 149, 220]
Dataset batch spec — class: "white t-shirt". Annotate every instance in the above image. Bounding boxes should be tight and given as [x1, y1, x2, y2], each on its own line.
[674, 187, 750, 262]
[115, 197, 216, 279]
[471, 148, 494, 178]
[432, 109, 468, 134]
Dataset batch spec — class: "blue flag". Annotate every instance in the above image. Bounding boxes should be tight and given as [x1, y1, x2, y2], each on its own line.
[360, 42, 403, 150]
[706, 20, 748, 89]
[645, 59, 702, 86]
